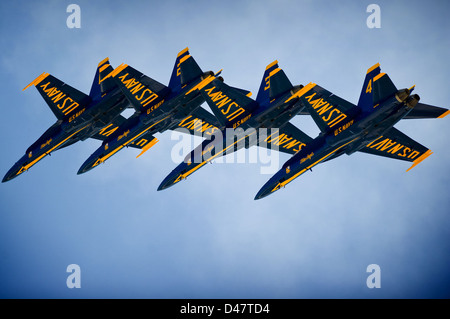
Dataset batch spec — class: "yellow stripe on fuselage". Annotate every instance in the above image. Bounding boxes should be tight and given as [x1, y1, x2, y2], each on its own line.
[272, 137, 359, 191]
[176, 130, 257, 181]
[18, 125, 89, 175]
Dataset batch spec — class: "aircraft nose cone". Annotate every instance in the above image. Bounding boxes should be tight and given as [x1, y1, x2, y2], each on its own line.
[77, 165, 89, 175]
[2, 168, 18, 183]
[157, 171, 178, 191]
[77, 156, 98, 175]
[78, 147, 106, 175]
[157, 162, 190, 191]
[2, 160, 25, 183]
[2, 173, 12, 183]
[254, 169, 288, 200]
[254, 187, 272, 200]
[254, 178, 276, 200]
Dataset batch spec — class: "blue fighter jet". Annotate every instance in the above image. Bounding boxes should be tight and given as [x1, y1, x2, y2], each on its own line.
[158, 60, 314, 191]
[77, 48, 222, 174]
[255, 63, 449, 199]
[3, 58, 133, 182]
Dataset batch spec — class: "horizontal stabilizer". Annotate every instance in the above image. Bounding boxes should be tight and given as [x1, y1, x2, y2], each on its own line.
[24, 73, 91, 120]
[404, 102, 450, 119]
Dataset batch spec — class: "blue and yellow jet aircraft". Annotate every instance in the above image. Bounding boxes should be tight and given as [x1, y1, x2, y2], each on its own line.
[157, 60, 314, 191]
[254, 63, 449, 199]
[77, 48, 222, 174]
[2, 58, 133, 182]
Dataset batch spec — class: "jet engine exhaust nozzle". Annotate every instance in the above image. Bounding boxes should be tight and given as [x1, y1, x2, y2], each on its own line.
[406, 94, 420, 109]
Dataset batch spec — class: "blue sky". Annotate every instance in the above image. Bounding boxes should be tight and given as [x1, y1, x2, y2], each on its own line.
[0, 0, 449, 298]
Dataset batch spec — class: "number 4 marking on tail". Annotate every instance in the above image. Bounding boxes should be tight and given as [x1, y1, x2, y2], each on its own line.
[366, 79, 372, 93]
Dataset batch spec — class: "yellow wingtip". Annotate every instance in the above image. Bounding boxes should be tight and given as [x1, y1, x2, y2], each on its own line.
[406, 150, 433, 172]
[438, 110, 450, 119]
[23, 72, 49, 91]
[136, 138, 159, 159]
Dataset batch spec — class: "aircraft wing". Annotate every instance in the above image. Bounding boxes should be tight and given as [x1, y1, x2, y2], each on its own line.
[257, 122, 313, 155]
[169, 107, 221, 136]
[295, 83, 359, 134]
[24, 73, 91, 120]
[103, 64, 171, 113]
[359, 127, 432, 171]
[198, 78, 258, 128]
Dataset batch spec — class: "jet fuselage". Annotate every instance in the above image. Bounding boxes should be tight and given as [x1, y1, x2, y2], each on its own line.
[2, 88, 129, 182]
[254, 88, 419, 199]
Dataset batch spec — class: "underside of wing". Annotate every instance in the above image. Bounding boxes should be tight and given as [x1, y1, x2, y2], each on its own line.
[24, 73, 91, 121]
[170, 107, 221, 136]
[359, 126, 432, 171]
[199, 79, 257, 128]
[257, 122, 313, 155]
[105, 64, 171, 112]
[296, 83, 359, 134]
